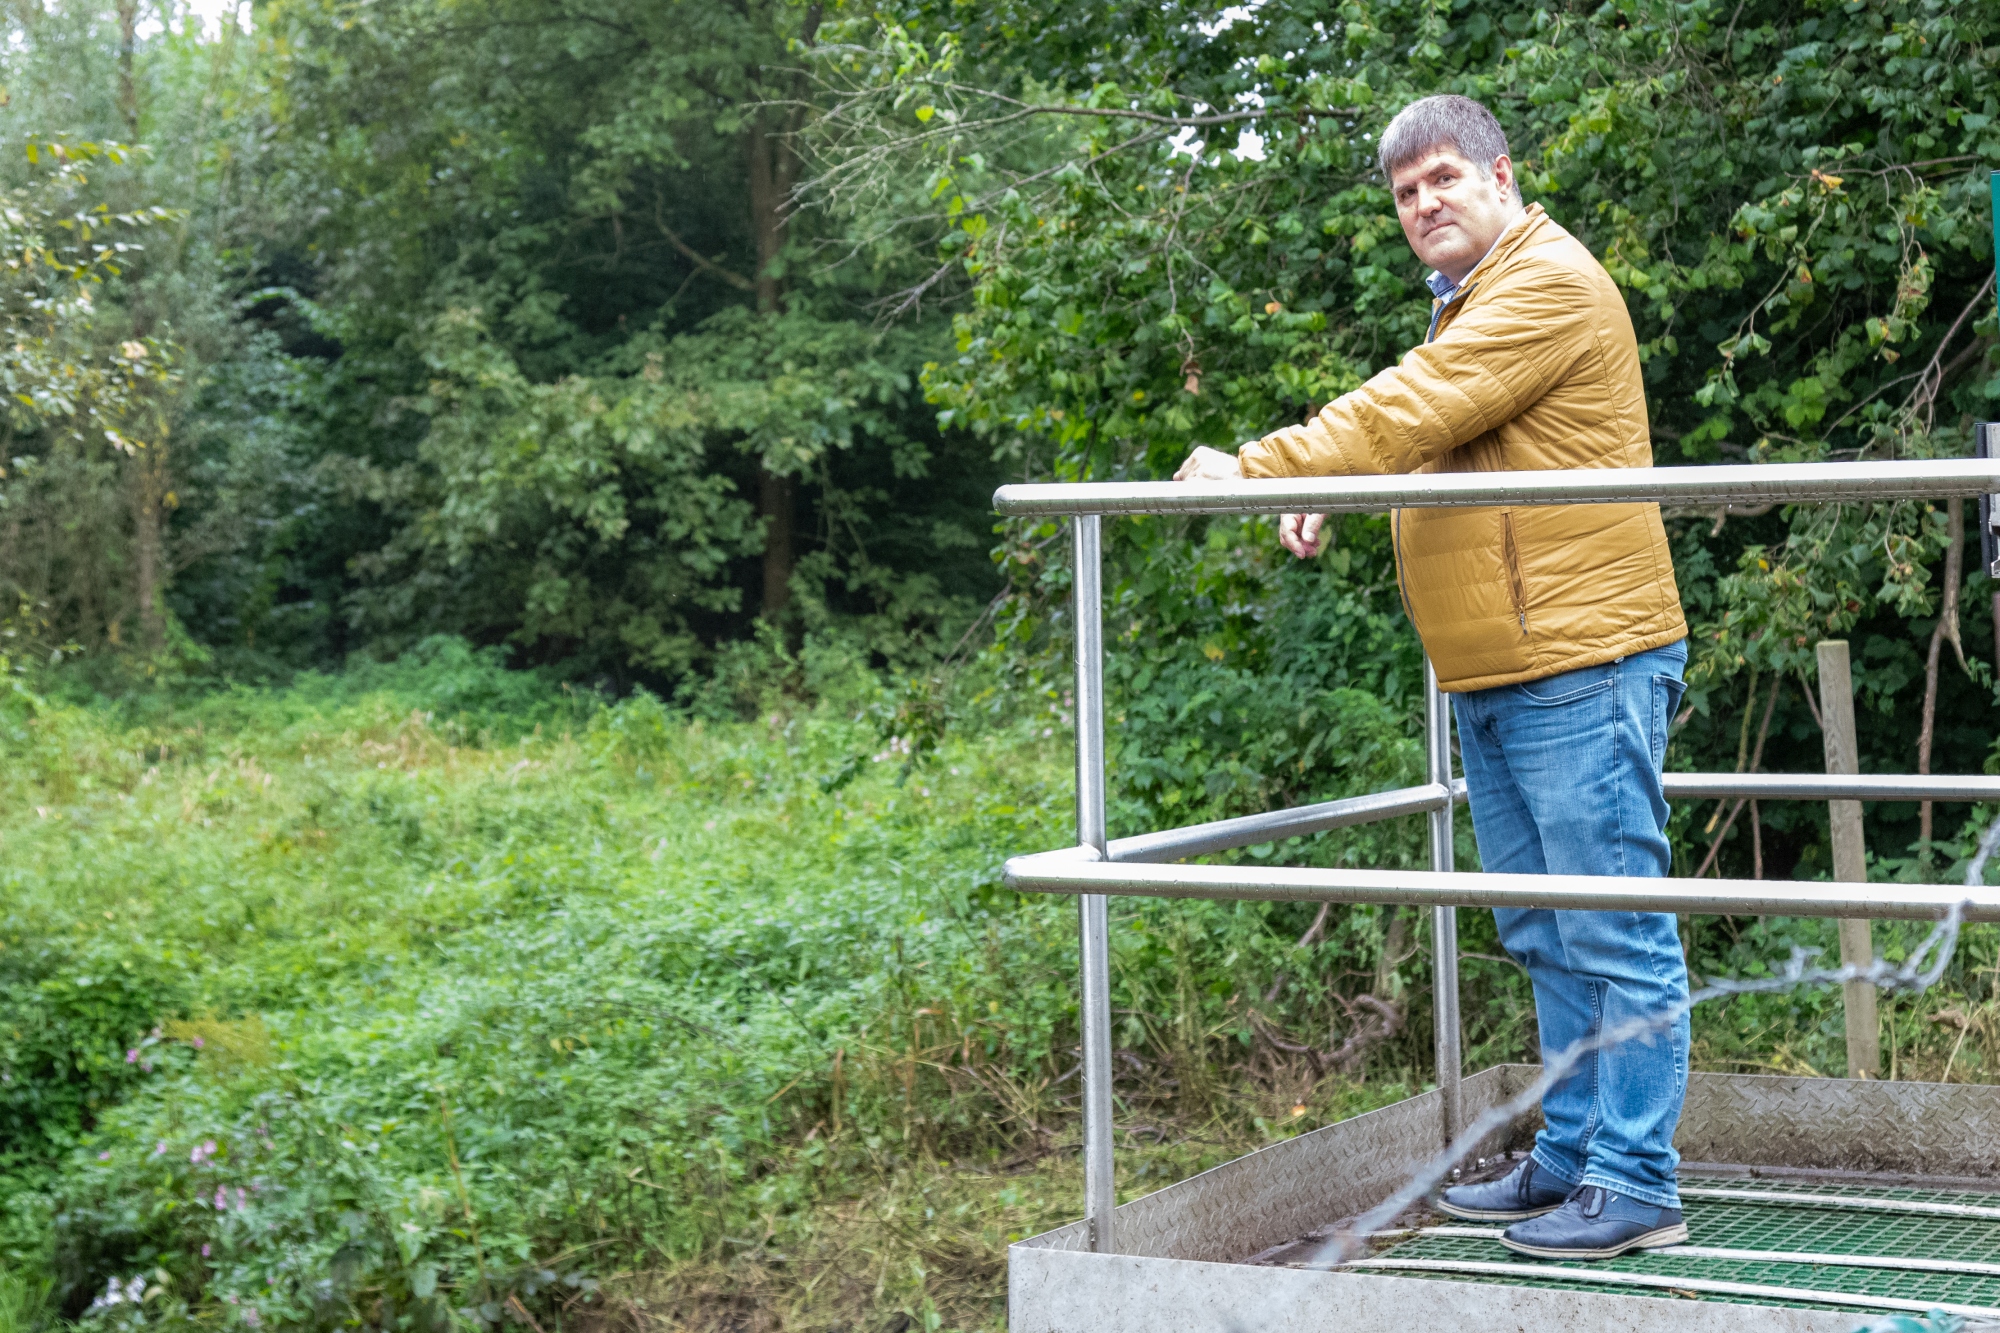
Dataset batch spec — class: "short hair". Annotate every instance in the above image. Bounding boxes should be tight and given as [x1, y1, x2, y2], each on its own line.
[1378, 94, 1518, 197]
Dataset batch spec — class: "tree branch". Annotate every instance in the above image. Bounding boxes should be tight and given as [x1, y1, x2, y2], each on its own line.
[654, 216, 753, 292]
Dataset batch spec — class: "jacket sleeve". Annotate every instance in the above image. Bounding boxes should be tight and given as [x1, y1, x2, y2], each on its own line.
[1238, 258, 1599, 479]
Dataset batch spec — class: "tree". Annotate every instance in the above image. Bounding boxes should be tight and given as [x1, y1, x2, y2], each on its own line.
[0, 133, 179, 655]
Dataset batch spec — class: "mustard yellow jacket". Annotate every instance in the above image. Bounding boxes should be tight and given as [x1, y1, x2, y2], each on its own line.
[1238, 204, 1687, 693]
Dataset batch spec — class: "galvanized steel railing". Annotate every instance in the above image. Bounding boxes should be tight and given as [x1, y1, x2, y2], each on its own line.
[993, 453, 2000, 1257]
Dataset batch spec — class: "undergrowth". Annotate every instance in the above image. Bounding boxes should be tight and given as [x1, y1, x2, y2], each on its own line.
[0, 637, 1992, 1333]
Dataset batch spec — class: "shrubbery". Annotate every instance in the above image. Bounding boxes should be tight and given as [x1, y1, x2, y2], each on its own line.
[0, 638, 1991, 1333]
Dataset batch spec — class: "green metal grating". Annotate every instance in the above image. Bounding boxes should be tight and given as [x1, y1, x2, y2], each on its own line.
[1374, 1181, 2000, 1315]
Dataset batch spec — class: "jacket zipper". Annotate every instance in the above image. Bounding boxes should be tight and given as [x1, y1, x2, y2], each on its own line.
[1396, 281, 1481, 633]
[1501, 510, 1528, 634]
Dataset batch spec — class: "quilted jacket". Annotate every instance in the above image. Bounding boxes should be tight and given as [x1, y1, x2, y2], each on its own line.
[1236, 204, 1687, 692]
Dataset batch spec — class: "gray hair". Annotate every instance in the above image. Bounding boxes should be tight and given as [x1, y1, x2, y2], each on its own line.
[1378, 94, 1518, 197]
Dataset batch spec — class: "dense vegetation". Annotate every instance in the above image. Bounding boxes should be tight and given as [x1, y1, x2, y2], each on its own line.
[0, 0, 1996, 1329]
[2, 647, 1996, 1333]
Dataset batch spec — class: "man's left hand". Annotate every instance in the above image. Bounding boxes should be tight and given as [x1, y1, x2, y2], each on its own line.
[1279, 513, 1328, 559]
[1173, 446, 1243, 482]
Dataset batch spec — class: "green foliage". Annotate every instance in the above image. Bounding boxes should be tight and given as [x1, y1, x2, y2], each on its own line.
[0, 137, 176, 440]
[1098, 512, 1426, 853]
[0, 647, 1990, 1332]
[217, 0, 1002, 679]
[814, 0, 2000, 876]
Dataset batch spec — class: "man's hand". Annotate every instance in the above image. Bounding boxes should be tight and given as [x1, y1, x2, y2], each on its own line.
[1172, 445, 1243, 482]
[1279, 513, 1328, 559]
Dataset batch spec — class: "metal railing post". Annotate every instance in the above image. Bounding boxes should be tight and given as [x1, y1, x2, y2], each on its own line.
[1425, 658, 1462, 1144]
[1073, 515, 1116, 1251]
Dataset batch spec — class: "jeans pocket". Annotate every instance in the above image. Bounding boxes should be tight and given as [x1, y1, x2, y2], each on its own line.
[1651, 674, 1688, 769]
[1516, 672, 1615, 706]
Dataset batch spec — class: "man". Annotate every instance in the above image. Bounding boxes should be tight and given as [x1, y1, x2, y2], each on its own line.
[1175, 94, 1692, 1262]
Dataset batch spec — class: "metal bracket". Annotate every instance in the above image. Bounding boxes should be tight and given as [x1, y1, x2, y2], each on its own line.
[1980, 421, 2000, 578]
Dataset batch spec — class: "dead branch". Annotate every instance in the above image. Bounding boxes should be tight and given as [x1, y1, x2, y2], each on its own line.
[1294, 901, 1332, 951]
[1246, 994, 1403, 1080]
[1903, 270, 1996, 432]
[654, 213, 752, 292]
[1694, 674, 1782, 878]
[1919, 496, 1968, 847]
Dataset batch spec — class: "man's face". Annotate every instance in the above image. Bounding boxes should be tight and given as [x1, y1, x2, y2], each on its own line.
[1391, 148, 1520, 283]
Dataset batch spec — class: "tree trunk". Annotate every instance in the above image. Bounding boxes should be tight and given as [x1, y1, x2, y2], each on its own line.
[117, 0, 139, 134]
[746, 120, 783, 317]
[132, 435, 167, 654]
[746, 113, 796, 618]
[758, 468, 794, 618]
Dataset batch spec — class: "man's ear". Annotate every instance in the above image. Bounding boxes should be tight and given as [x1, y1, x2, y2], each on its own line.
[1491, 153, 1519, 200]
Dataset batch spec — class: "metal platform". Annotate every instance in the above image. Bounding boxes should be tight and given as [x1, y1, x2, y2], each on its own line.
[1010, 1066, 2000, 1331]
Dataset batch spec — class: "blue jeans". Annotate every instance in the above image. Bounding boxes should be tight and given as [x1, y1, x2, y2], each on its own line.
[1451, 639, 1691, 1208]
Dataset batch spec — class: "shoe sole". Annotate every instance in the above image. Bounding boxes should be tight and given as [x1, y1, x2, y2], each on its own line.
[1435, 1199, 1564, 1222]
[1500, 1221, 1690, 1261]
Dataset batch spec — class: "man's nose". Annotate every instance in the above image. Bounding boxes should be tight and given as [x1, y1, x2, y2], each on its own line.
[1417, 186, 1444, 215]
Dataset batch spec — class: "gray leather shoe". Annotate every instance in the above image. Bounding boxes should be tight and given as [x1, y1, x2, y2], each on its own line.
[1500, 1184, 1688, 1260]
[1436, 1158, 1570, 1222]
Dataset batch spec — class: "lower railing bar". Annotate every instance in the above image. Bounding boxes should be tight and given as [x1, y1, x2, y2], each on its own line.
[1000, 858, 2000, 922]
[1396, 1226, 2000, 1278]
[1663, 773, 2000, 802]
[1099, 774, 1997, 870]
[1339, 1259, 2000, 1320]
[1107, 782, 1460, 864]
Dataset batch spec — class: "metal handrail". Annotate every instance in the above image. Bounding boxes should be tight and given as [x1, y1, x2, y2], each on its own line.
[1008, 455, 2000, 1258]
[996, 458, 2000, 517]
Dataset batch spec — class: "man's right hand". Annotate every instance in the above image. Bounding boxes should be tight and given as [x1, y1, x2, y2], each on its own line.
[1172, 445, 1244, 482]
[1279, 513, 1328, 559]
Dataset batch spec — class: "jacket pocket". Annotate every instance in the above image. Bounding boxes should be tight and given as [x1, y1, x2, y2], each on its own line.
[1501, 510, 1529, 635]
[1392, 510, 1419, 630]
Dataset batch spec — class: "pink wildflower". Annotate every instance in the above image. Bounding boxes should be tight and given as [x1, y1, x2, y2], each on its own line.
[202, 1244, 211, 1257]
[192, 1036, 205, 1049]
[126, 1049, 139, 1064]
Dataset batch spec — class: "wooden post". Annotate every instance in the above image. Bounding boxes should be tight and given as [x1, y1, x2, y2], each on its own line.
[1816, 641, 1880, 1079]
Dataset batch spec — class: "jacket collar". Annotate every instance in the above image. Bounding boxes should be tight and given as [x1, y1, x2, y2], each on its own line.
[1425, 203, 1546, 305]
